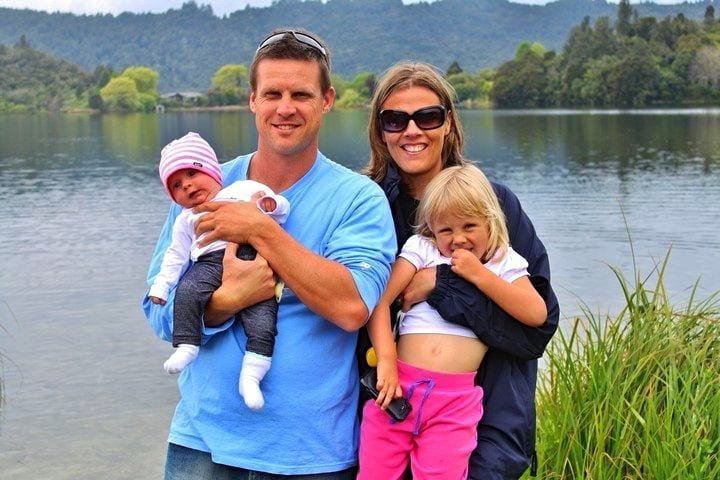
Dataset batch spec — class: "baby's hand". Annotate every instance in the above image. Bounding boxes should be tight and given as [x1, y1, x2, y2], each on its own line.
[149, 296, 166, 306]
[251, 191, 277, 213]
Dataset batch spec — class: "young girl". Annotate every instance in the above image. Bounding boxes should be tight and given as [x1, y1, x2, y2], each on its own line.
[147, 132, 289, 410]
[357, 164, 547, 479]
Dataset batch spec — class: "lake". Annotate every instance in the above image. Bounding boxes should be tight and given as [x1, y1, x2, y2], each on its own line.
[0, 109, 718, 479]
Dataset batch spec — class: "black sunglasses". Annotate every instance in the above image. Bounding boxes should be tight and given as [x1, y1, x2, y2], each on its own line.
[256, 30, 327, 58]
[379, 105, 447, 133]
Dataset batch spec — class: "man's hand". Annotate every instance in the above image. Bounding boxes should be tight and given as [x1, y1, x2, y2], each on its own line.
[194, 201, 270, 247]
[400, 267, 436, 311]
[204, 242, 276, 326]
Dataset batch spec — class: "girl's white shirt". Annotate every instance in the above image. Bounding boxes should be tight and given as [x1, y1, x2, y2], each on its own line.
[398, 234, 529, 338]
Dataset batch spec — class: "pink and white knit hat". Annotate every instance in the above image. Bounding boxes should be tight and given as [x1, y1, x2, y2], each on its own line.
[159, 132, 223, 200]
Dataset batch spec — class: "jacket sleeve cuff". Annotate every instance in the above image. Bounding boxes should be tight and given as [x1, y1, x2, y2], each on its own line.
[428, 263, 451, 308]
[148, 284, 168, 301]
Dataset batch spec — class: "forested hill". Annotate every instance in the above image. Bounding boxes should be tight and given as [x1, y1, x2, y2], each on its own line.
[0, 0, 716, 91]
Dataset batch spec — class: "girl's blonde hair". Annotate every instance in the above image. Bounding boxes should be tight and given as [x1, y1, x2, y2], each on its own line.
[365, 61, 465, 182]
[416, 164, 509, 260]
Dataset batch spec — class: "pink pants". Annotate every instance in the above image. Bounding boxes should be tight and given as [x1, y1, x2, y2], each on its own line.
[357, 360, 484, 480]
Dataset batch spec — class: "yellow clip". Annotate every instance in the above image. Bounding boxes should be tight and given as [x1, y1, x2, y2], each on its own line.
[275, 280, 285, 302]
[365, 347, 378, 367]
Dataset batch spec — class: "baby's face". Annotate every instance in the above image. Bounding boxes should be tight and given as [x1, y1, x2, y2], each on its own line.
[167, 168, 222, 208]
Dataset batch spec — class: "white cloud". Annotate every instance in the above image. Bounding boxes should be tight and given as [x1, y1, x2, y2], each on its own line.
[0, 1, 273, 16]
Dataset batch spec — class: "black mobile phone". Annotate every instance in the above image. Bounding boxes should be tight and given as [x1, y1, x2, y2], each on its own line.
[360, 368, 412, 422]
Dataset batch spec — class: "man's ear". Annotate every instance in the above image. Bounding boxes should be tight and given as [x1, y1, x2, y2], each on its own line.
[322, 86, 336, 113]
[249, 91, 257, 113]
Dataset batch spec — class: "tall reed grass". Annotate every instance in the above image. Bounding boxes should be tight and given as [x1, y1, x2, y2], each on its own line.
[533, 252, 720, 479]
[0, 299, 15, 411]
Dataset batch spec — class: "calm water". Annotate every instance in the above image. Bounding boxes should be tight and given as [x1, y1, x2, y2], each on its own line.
[0, 110, 718, 479]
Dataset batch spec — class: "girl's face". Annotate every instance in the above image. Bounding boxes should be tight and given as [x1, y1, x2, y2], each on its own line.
[381, 86, 451, 196]
[167, 168, 222, 208]
[429, 213, 490, 260]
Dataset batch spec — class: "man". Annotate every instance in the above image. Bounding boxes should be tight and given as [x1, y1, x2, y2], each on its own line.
[143, 28, 396, 479]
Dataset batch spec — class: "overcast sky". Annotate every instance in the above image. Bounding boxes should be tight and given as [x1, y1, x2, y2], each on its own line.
[0, 0, 689, 16]
[0, 0, 555, 17]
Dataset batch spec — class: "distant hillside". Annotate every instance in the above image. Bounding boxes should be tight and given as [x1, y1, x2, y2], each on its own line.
[0, 37, 91, 111]
[0, 0, 717, 91]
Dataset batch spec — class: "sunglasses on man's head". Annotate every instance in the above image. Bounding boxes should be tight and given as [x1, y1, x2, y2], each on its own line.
[256, 30, 327, 58]
[379, 105, 447, 133]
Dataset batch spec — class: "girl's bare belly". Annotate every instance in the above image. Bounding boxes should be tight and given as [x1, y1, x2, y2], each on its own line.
[397, 333, 488, 373]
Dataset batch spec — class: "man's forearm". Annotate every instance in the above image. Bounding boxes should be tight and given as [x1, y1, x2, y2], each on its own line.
[251, 222, 368, 331]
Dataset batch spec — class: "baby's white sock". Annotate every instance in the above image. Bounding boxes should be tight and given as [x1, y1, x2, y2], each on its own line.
[163, 344, 199, 374]
[239, 352, 272, 410]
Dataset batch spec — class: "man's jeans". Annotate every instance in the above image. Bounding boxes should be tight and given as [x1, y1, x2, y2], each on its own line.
[165, 443, 357, 480]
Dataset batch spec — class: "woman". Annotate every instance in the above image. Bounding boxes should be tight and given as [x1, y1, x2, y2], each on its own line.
[363, 61, 560, 480]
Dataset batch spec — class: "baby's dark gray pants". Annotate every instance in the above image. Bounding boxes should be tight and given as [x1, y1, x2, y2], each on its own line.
[173, 246, 278, 357]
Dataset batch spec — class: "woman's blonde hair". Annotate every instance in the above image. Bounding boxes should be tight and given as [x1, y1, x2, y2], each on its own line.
[416, 164, 509, 260]
[365, 61, 465, 182]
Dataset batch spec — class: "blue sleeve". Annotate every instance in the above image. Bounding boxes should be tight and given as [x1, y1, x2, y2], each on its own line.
[325, 184, 396, 317]
[141, 203, 233, 343]
[427, 184, 560, 360]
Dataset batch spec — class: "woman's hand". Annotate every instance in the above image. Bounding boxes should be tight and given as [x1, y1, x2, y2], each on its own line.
[400, 267, 436, 311]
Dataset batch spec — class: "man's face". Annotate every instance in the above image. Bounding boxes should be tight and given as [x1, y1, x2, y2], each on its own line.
[250, 58, 335, 158]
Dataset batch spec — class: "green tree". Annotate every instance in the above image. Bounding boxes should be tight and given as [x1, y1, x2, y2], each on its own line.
[635, 16, 657, 42]
[209, 64, 248, 105]
[121, 66, 159, 96]
[15, 35, 29, 49]
[579, 55, 619, 106]
[689, 46, 720, 87]
[704, 5, 716, 29]
[607, 39, 661, 107]
[446, 61, 463, 76]
[617, 0, 634, 37]
[364, 73, 377, 98]
[100, 76, 140, 111]
[348, 71, 375, 98]
[493, 48, 551, 108]
[447, 71, 479, 103]
[516, 42, 533, 59]
[515, 42, 545, 60]
[91, 65, 114, 89]
[335, 88, 365, 109]
[559, 16, 619, 105]
[331, 74, 349, 100]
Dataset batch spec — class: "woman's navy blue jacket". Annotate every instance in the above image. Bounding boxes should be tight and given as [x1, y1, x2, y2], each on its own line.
[378, 165, 560, 479]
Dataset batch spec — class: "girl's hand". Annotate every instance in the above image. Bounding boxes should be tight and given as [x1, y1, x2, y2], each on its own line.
[375, 361, 402, 409]
[450, 249, 485, 284]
